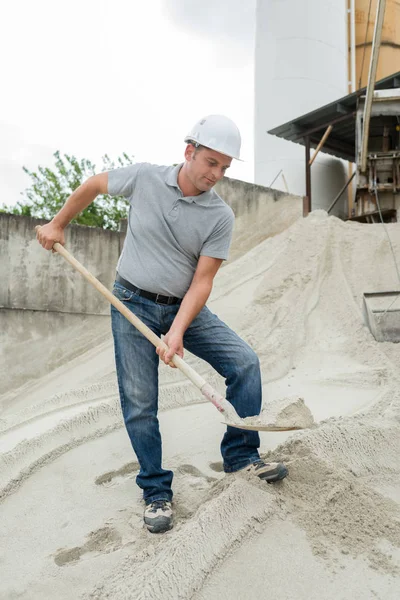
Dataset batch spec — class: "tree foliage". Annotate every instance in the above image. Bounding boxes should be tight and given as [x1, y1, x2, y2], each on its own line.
[1, 151, 134, 230]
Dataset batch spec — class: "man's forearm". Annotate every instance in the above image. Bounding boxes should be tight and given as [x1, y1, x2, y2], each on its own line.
[52, 175, 106, 228]
[171, 280, 212, 334]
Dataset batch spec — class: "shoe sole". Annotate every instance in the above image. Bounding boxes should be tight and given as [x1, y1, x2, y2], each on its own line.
[258, 465, 288, 483]
[144, 517, 173, 534]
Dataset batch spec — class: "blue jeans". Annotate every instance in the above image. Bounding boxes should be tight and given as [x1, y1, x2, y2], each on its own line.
[111, 281, 261, 504]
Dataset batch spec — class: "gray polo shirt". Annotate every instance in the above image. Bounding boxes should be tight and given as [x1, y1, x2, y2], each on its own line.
[108, 162, 234, 298]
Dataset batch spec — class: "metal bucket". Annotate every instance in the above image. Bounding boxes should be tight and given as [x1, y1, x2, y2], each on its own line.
[363, 291, 400, 342]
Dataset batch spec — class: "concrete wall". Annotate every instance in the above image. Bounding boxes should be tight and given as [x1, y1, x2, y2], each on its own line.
[0, 308, 111, 397]
[0, 214, 123, 315]
[215, 176, 303, 261]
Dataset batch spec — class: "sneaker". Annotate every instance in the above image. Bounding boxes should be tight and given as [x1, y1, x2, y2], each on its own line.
[144, 500, 173, 533]
[240, 460, 288, 483]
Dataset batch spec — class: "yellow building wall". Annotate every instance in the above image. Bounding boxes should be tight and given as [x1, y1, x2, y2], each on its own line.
[353, 0, 400, 89]
[347, 0, 400, 216]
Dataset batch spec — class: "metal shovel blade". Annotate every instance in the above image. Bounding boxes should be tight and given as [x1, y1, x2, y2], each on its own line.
[223, 422, 305, 432]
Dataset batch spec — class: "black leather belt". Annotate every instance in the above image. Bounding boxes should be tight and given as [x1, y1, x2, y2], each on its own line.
[115, 273, 182, 305]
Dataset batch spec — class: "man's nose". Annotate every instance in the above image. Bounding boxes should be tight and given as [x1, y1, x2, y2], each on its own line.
[211, 166, 223, 181]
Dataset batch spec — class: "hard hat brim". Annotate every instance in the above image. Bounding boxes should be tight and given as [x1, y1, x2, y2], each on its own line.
[184, 137, 243, 161]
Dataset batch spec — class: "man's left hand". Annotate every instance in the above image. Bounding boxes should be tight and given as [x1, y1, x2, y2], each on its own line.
[156, 330, 184, 368]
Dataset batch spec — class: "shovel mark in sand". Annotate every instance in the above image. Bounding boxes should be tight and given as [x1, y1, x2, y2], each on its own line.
[53, 526, 122, 566]
[209, 461, 224, 472]
[94, 461, 139, 486]
[177, 463, 217, 483]
[172, 464, 219, 521]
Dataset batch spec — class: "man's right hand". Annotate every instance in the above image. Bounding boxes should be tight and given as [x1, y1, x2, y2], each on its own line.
[35, 174, 108, 251]
[36, 222, 65, 251]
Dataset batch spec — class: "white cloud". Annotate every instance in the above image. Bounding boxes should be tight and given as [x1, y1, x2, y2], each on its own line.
[161, 0, 256, 59]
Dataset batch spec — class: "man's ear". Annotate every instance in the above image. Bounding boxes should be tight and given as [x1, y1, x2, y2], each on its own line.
[185, 144, 195, 161]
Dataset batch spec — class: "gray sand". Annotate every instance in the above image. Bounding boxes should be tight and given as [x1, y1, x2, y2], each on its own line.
[241, 396, 315, 429]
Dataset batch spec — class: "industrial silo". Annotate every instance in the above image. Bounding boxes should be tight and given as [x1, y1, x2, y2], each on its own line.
[254, 0, 349, 214]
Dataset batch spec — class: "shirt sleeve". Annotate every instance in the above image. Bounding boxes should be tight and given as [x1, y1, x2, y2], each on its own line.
[107, 163, 143, 199]
[200, 212, 235, 260]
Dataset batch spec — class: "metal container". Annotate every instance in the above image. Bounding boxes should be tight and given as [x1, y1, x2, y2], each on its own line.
[363, 291, 400, 342]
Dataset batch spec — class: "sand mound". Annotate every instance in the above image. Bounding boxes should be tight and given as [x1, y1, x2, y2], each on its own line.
[2, 211, 400, 599]
[242, 396, 315, 429]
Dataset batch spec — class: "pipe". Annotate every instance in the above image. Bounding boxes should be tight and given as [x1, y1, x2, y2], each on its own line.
[281, 172, 289, 194]
[360, 0, 387, 173]
[309, 125, 333, 165]
[268, 169, 283, 189]
[350, 0, 356, 92]
[304, 136, 311, 215]
[327, 171, 356, 214]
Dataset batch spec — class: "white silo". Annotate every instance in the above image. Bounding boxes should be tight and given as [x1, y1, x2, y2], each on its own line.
[254, 0, 349, 214]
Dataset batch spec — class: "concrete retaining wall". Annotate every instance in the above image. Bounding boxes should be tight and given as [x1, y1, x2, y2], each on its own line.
[215, 177, 303, 261]
[0, 308, 111, 397]
[0, 214, 123, 316]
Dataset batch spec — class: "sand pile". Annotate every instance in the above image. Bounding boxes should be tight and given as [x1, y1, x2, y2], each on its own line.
[2, 211, 400, 599]
[241, 396, 315, 429]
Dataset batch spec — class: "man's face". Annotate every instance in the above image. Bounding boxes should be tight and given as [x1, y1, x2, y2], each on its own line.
[185, 145, 232, 192]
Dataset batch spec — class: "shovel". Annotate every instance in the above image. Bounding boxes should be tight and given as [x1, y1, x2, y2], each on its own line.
[35, 226, 303, 432]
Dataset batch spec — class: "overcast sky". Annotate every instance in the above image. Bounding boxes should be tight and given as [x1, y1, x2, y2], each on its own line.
[1, 0, 256, 207]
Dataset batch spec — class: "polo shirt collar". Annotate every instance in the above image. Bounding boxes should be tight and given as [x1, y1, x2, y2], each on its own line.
[165, 163, 214, 207]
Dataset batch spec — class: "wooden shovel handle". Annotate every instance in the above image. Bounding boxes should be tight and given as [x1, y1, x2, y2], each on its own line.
[34, 227, 261, 427]
[34, 226, 207, 389]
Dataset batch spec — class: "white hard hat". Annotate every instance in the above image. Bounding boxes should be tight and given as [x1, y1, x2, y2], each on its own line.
[184, 114, 242, 160]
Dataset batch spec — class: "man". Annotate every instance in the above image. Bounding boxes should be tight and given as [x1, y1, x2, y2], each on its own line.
[36, 114, 288, 534]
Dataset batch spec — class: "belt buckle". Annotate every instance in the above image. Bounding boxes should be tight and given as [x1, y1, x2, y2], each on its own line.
[155, 293, 168, 305]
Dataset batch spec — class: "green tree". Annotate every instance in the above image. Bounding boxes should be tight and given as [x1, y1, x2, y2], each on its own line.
[1, 151, 134, 230]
